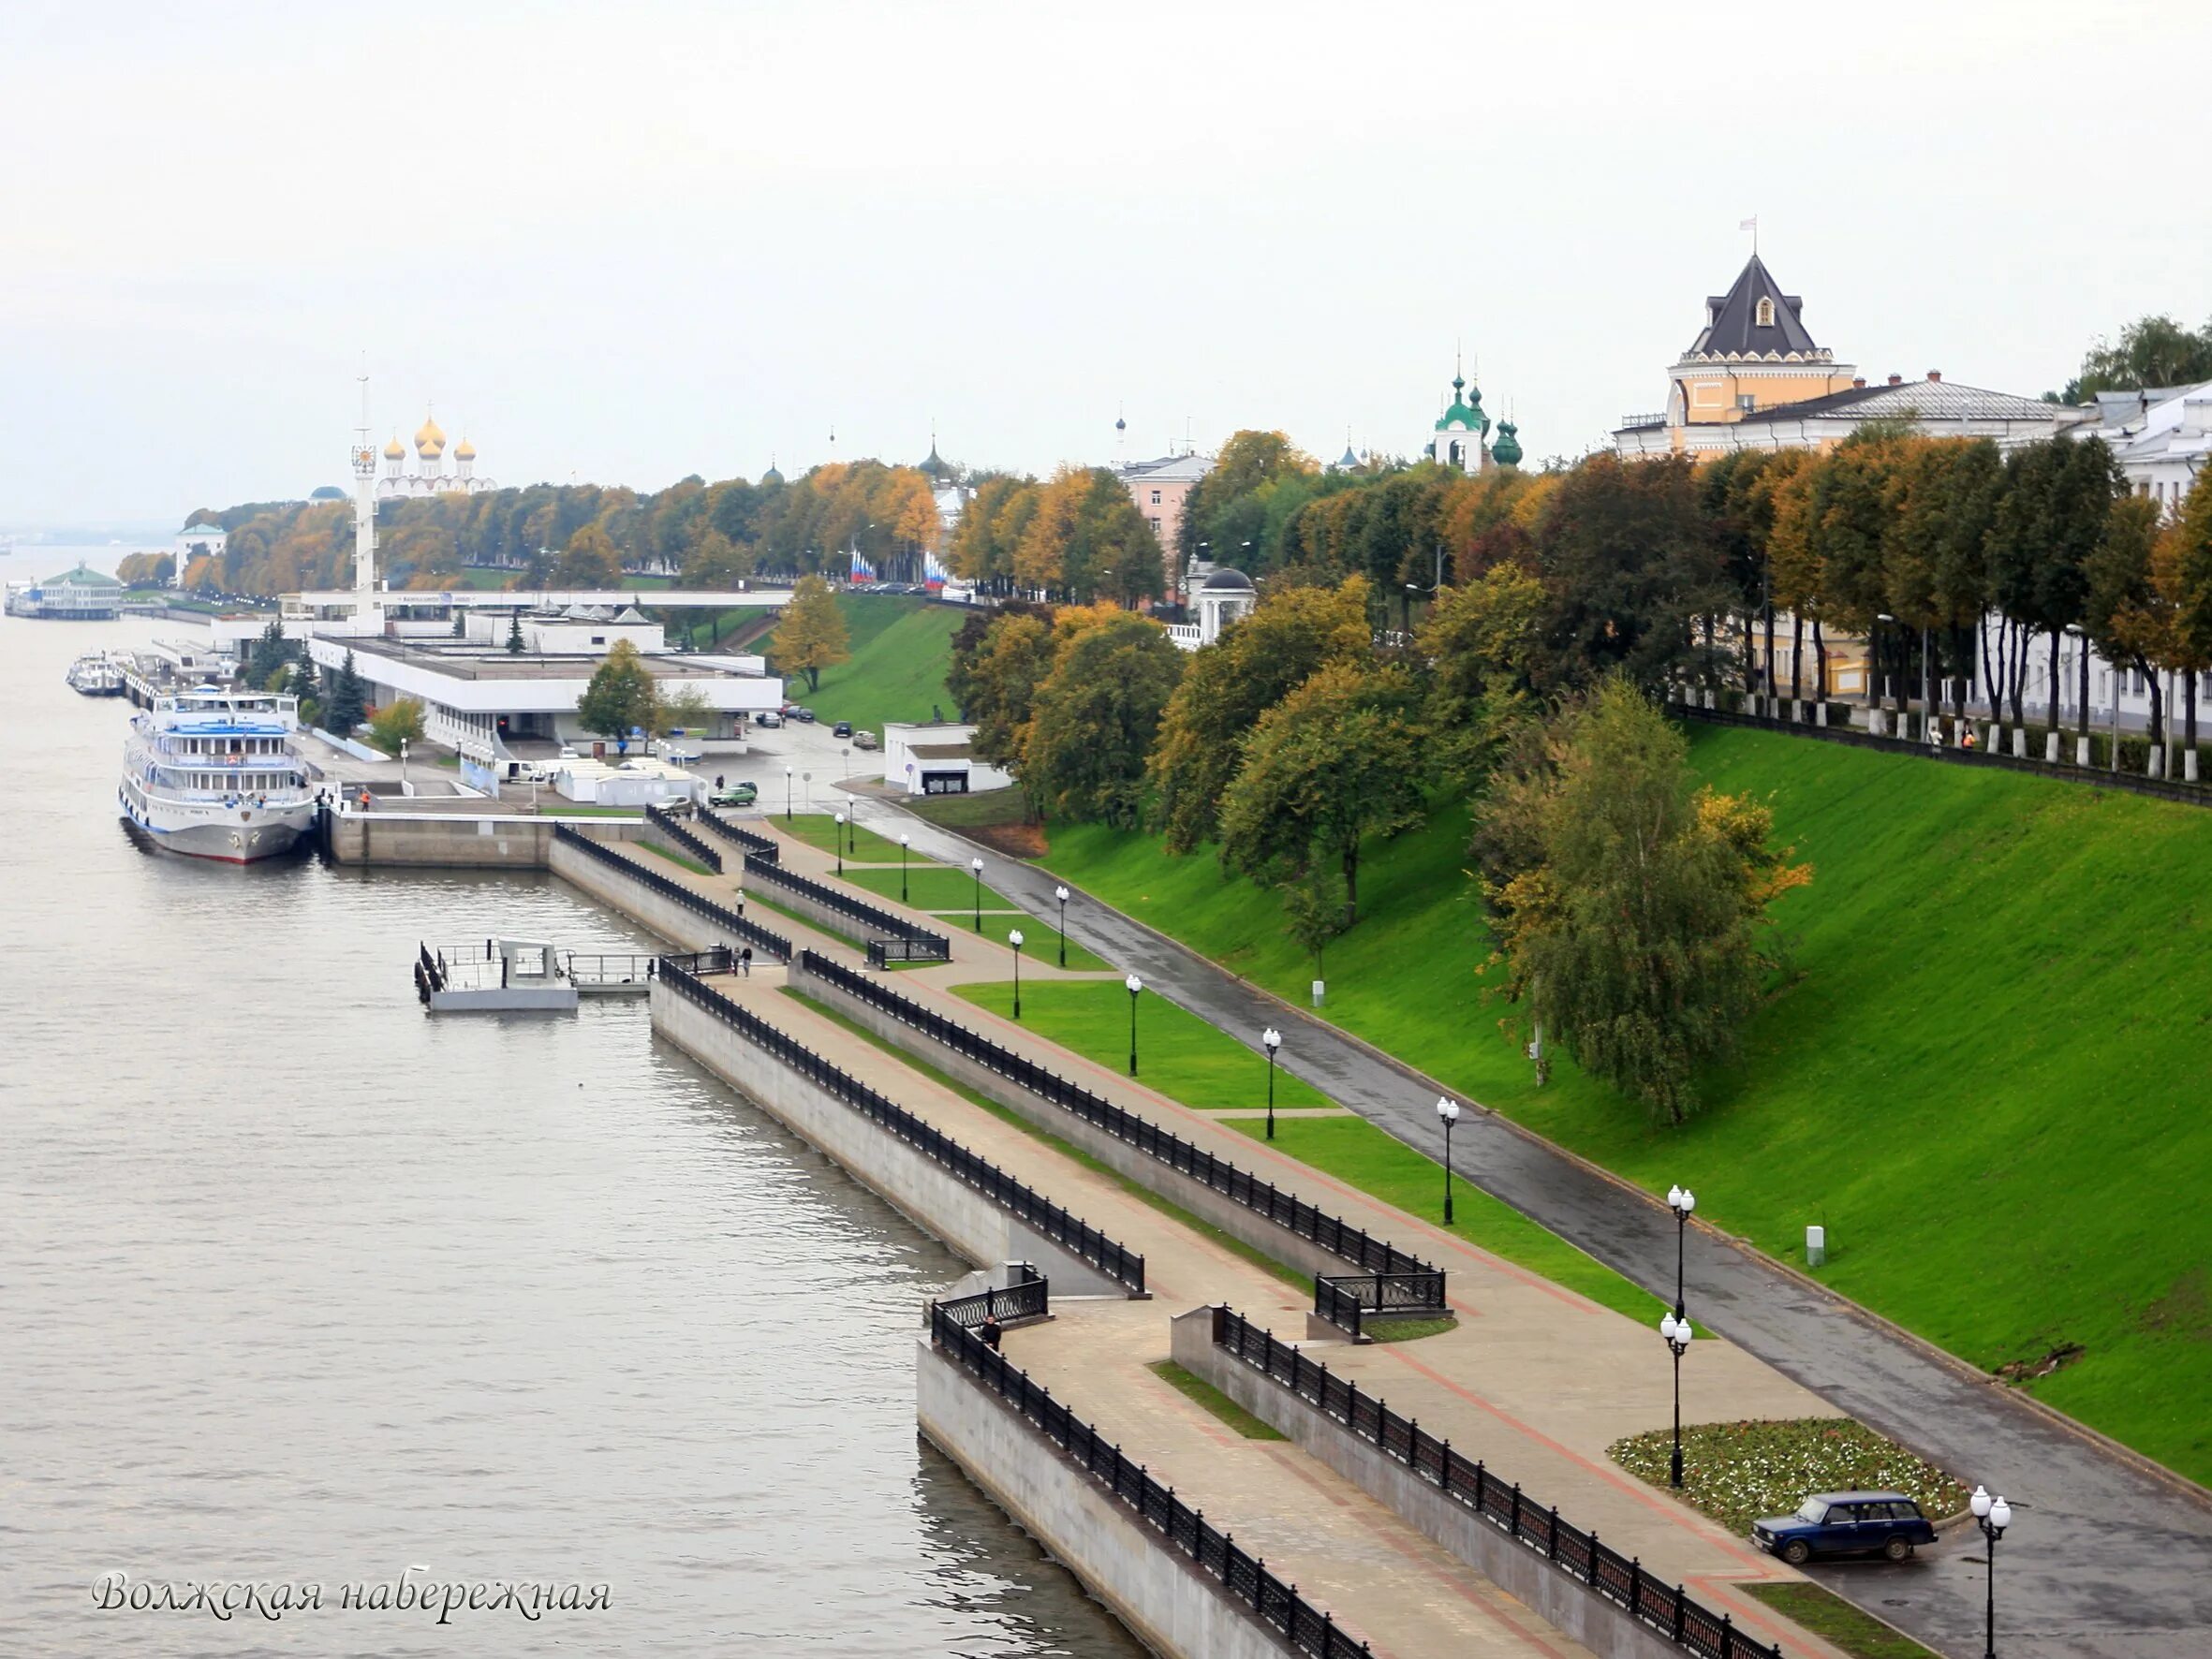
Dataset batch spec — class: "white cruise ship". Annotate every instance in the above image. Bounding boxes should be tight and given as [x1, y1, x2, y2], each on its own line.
[119, 686, 319, 862]
[67, 653, 126, 696]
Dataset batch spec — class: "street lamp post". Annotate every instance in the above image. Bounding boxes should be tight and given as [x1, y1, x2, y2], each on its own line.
[400, 738, 409, 789]
[1261, 1028, 1282, 1138]
[970, 857, 985, 932]
[1437, 1096, 1461, 1222]
[833, 811, 847, 874]
[1658, 1312, 1694, 1488]
[1665, 1184, 1696, 1320]
[784, 766, 792, 822]
[899, 833, 911, 903]
[1009, 929, 1025, 1020]
[1969, 1486, 2013, 1659]
[1054, 884, 1069, 968]
[1124, 974, 1143, 1077]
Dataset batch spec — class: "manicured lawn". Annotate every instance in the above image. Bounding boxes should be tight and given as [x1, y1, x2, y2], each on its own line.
[1224, 1116, 1661, 1322]
[777, 595, 962, 730]
[776, 813, 912, 862]
[909, 788, 1034, 831]
[1038, 727, 2212, 1484]
[455, 565, 520, 589]
[1609, 1417, 1968, 1540]
[1744, 1584, 1938, 1659]
[1148, 1361, 1285, 1439]
[951, 980, 1332, 1111]
[843, 863, 1012, 912]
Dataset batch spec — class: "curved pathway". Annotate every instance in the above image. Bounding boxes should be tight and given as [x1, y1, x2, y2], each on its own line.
[848, 792, 2212, 1659]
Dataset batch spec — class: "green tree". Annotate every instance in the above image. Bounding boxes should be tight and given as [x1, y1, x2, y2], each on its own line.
[2051, 314, 2212, 404]
[368, 697, 427, 753]
[2083, 494, 2175, 748]
[1217, 661, 1428, 924]
[656, 682, 713, 734]
[957, 611, 1056, 778]
[682, 526, 755, 588]
[1279, 862, 1349, 982]
[1024, 611, 1187, 828]
[1146, 575, 1374, 850]
[324, 651, 367, 734]
[245, 620, 291, 689]
[769, 574, 850, 693]
[1476, 680, 1810, 1125]
[2157, 473, 2212, 756]
[576, 639, 659, 742]
[506, 611, 525, 653]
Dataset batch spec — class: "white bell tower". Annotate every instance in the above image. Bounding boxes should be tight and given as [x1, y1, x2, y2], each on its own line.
[349, 375, 381, 633]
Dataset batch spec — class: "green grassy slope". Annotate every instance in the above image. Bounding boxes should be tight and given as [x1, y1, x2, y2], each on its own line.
[1038, 727, 2212, 1483]
[777, 595, 961, 730]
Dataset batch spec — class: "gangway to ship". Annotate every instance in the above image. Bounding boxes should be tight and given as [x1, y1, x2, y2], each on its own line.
[414, 941, 729, 1010]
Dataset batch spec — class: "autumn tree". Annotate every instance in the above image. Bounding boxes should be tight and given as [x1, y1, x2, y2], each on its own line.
[955, 611, 1055, 777]
[556, 521, 622, 586]
[1217, 662, 1428, 925]
[1414, 562, 1546, 793]
[1476, 680, 1810, 1125]
[1023, 611, 1186, 828]
[1146, 576, 1374, 850]
[682, 527, 754, 588]
[576, 639, 659, 742]
[769, 575, 851, 693]
[2083, 494, 2175, 748]
[368, 697, 427, 754]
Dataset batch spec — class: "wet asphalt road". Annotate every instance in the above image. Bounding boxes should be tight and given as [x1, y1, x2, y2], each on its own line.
[853, 792, 2212, 1659]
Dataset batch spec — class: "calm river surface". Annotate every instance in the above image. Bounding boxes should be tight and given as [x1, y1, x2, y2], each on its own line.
[0, 582, 1138, 1656]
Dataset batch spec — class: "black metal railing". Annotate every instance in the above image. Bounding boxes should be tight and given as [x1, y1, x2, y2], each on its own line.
[931, 1306, 1370, 1658]
[1212, 1308, 1784, 1659]
[747, 861, 951, 959]
[935, 1263, 1049, 1329]
[658, 960, 1144, 1293]
[866, 935, 949, 969]
[797, 951, 1441, 1306]
[694, 808, 780, 865]
[1677, 698, 2212, 809]
[1311, 1270, 1449, 1342]
[551, 823, 791, 962]
[644, 804, 723, 873]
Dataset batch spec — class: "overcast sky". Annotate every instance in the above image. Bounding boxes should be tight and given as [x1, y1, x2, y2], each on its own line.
[4, 0, 2205, 529]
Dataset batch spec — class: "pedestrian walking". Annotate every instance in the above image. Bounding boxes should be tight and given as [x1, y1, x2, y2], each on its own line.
[740, 947, 753, 978]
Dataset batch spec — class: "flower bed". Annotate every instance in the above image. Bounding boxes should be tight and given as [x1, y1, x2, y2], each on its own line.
[1608, 1417, 1969, 1537]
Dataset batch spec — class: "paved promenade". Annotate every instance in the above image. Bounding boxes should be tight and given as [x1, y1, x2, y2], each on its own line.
[831, 795, 2212, 1659]
[606, 822, 1862, 1659]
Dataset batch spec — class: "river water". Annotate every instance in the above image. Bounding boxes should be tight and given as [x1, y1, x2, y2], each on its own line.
[0, 580, 1138, 1656]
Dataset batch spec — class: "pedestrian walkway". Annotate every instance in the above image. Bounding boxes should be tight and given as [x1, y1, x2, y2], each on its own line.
[602, 819, 1854, 1659]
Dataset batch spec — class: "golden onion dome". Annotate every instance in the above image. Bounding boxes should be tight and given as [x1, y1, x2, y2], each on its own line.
[453, 435, 477, 461]
[382, 434, 406, 460]
[414, 412, 446, 454]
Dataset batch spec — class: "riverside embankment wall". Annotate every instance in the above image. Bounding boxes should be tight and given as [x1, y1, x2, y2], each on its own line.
[328, 811, 644, 869]
[647, 980, 1125, 1295]
[789, 958, 1357, 1286]
[1170, 1309, 1679, 1659]
[916, 1339, 1286, 1659]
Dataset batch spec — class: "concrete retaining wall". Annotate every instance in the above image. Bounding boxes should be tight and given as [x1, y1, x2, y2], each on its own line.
[791, 960, 1356, 1286]
[330, 812, 643, 869]
[547, 837, 736, 950]
[1171, 1309, 1679, 1659]
[649, 980, 1126, 1296]
[917, 1339, 1286, 1659]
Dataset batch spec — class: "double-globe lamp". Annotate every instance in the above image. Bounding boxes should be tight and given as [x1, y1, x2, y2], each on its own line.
[1658, 1310, 1694, 1488]
[1008, 929, 1025, 1020]
[1970, 1486, 2013, 1659]
[1436, 1095, 1461, 1223]
[1261, 1027, 1282, 1138]
[1124, 974, 1143, 1077]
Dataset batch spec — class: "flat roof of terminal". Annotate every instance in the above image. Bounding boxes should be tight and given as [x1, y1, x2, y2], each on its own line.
[346, 639, 762, 683]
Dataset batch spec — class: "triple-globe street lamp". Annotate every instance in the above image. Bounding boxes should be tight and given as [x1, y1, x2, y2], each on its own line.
[1658, 1310, 1694, 1488]
[1666, 1183, 1696, 1318]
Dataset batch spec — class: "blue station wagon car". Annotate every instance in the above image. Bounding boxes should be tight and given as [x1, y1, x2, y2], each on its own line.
[1752, 1491, 1938, 1564]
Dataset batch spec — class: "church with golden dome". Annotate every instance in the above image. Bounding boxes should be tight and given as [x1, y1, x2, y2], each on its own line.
[376, 410, 494, 498]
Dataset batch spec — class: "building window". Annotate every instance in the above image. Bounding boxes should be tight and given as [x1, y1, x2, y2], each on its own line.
[1755, 296, 1776, 328]
[1149, 516, 1161, 535]
[1737, 393, 1756, 412]
[1150, 490, 1162, 505]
